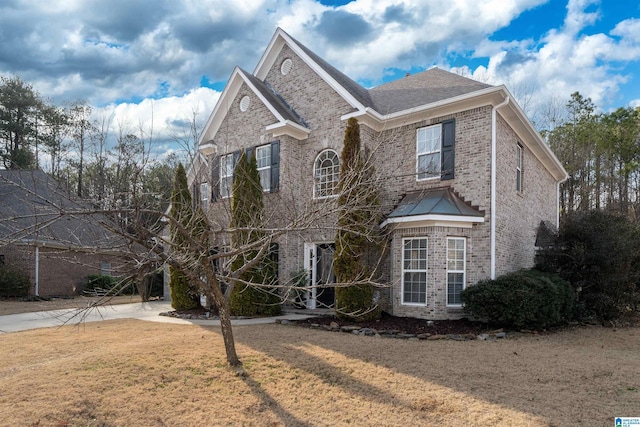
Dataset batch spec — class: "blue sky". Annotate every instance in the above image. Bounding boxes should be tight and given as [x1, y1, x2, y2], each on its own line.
[0, 0, 638, 153]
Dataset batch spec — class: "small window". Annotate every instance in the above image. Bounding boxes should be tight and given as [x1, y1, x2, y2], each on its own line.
[200, 183, 209, 210]
[516, 143, 523, 192]
[447, 237, 466, 306]
[255, 144, 271, 192]
[313, 149, 340, 199]
[402, 238, 428, 305]
[416, 124, 442, 180]
[101, 262, 112, 277]
[220, 154, 236, 198]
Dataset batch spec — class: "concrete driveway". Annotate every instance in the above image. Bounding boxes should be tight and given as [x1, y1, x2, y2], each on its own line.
[0, 301, 315, 334]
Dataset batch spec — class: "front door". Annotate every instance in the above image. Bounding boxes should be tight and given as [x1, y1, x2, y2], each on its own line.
[304, 243, 336, 309]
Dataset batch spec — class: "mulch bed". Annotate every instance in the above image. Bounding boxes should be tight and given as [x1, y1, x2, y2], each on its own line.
[290, 311, 493, 336]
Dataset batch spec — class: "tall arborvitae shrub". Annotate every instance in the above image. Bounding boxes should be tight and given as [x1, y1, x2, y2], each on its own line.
[229, 151, 281, 316]
[168, 163, 199, 310]
[333, 117, 381, 321]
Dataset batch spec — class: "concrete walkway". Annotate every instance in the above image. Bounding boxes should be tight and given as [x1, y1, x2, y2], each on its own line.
[0, 301, 318, 334]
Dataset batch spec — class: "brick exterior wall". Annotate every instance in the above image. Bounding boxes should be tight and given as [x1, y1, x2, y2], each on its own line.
[494, 115, 558, 276]
[192, 41, 561, 319]
[0, 244, 128, 296]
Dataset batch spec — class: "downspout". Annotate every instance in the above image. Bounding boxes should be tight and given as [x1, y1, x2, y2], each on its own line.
[34, 245, 40, 297]
[491, 96, 510, 280]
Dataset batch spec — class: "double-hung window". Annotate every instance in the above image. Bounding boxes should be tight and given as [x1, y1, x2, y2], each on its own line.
[255, 144, 271, 192]
[220, 154, 235, 198]
[200, 183, 209, 210]
[416, 124, 442, 180]
[402, 238, 428, 304]
[446, 237, 466, 306]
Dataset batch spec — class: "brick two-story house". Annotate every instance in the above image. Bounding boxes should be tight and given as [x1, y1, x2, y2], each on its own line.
[189, 28, 568, 320]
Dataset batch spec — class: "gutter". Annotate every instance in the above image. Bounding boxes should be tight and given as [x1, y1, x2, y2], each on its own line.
[491, 96, 510, 280]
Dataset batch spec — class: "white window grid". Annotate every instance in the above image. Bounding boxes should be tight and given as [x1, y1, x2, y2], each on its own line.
[313, 149, 340, 199]
[416, 124, 441, 180]
[446, 237, 466, 306]
[401, 238, 428, 305]
[255, 145, 271, 192]
[220, 154, 235, 198]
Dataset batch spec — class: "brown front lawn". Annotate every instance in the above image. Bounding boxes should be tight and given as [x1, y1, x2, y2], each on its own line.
[0, 319, 637, 426]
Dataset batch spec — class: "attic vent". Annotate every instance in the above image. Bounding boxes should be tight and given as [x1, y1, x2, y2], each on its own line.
[280, 58, 293, 75]
[239, 95, 250, 112]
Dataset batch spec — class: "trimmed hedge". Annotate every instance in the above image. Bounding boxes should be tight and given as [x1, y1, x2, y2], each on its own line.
[461, 269, 575, 329]
[0, 266, 31, 297]
[335, 284, 381, 322]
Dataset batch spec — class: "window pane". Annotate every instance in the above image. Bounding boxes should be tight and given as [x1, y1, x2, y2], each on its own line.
[447, 273, 464, 305]
[418, 153, 440, 178]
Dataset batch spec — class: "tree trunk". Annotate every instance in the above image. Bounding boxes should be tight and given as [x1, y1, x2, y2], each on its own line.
[208, 275, 241, 367]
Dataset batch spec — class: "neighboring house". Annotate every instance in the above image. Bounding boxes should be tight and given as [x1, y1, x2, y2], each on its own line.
[0, 170, 130, 297]
[189, 28, 568, 319]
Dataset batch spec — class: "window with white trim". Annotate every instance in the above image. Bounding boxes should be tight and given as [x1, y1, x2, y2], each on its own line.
[220, 154, 235, 198]
[255, 144, 271, 192]
[446, 237, 466, 306]
[402, 238, 428, 304]
[416, 124, 441, 180]
[516, 143, 523, 192]
[200, 182, 209, 210]
[313, 149, 340, 199]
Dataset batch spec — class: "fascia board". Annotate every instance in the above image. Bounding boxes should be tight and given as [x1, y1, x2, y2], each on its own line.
[380, 214, 485, 229]
[265, 120, 310, 140]
[496, 88, 569, 182]
[254, 28, 367, 112]
[342, 87, 505, 131]
[197, 67, 244, 147]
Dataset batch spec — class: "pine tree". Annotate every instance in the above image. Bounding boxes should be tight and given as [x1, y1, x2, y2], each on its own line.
[168, 163, 199, 310]
[229, 151, 281, 316]
[334, 117, 381, 321]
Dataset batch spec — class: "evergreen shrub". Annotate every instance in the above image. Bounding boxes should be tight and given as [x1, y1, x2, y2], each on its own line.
[461, 269, 575, 329]
[0, 266, 31, 297]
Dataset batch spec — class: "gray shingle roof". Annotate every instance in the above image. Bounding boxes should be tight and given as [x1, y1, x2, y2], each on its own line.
[286, 32, 374, 110]
[387, 188, 485, 220]
[369, 68, 493, 115]
[240, 68, 309, 128]
[0, 170, 125, 250]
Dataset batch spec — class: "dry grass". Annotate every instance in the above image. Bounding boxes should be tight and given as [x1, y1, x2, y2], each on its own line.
[0, 320, 637, 427]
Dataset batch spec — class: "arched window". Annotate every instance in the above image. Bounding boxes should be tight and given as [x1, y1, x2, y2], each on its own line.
[313, 149, 340, 198]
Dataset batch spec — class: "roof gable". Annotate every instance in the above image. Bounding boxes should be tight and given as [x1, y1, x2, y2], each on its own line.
[199, 66, 310, 152]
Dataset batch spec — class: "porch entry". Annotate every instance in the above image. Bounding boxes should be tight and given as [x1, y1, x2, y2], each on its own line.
[304, 242, 336, 309]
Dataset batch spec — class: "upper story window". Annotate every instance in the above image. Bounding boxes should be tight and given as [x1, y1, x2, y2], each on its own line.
[416, 124, 442, 180]
[220, 153, 236, 198]
[416, 119, 456, 181]
[200, 182, 209, 210]
[516, 143, 523, 192]
[313, 149, 340, 199]
[211, 141, 280, 201]
[255, 144, 271, 192]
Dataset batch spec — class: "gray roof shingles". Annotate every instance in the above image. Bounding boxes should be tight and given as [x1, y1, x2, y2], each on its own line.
[0, 170, 125, 250]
